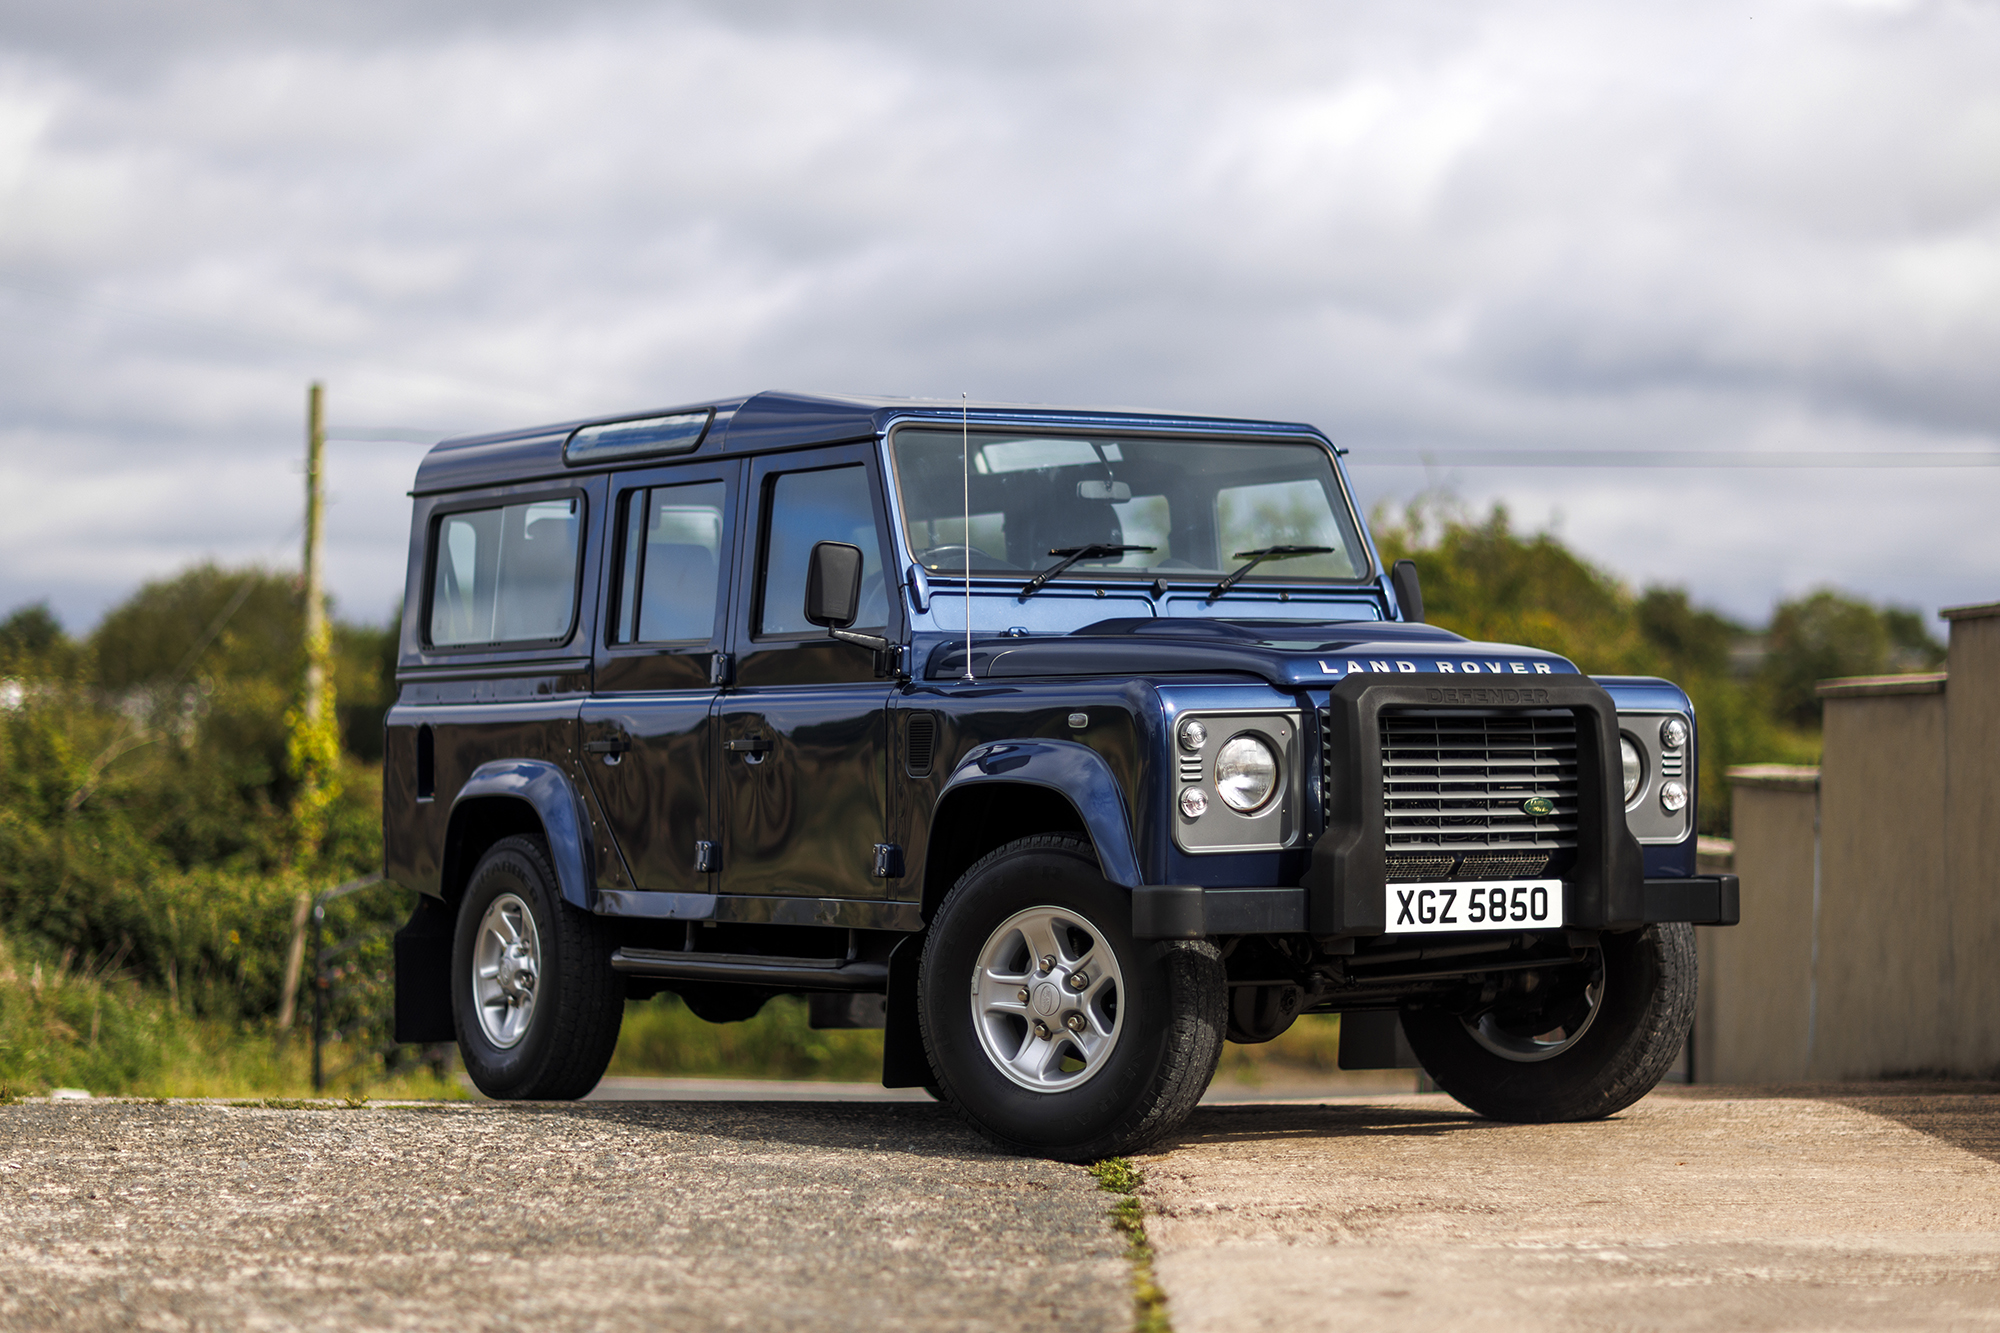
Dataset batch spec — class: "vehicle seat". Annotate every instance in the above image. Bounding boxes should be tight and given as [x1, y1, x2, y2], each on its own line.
[639, 543, 718, 641]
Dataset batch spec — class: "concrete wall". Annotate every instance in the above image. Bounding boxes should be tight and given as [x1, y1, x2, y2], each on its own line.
[1700, 600, 1999, 1082]
[1946, 610, 2000, 1071]
[1816, 681, 1948, 1077]
[1697, 770, 1817, 1083]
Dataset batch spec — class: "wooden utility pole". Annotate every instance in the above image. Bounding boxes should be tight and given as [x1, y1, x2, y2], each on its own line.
[303, 382, 328, 730]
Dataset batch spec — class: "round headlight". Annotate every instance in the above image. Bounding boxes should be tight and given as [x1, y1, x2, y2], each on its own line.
[1179, 719, 1208, 752]
[1660, 780, 1688, 814]
[1620, 735, 1644, 804]
[1214, 735, 1280, 813]
[1660, 717, 1689, 750]
[1179, 787, 1209, 819]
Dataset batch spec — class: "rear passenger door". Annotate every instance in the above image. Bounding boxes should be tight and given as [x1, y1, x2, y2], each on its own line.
[580, 460, 741, 899]
[718, 445, 898, 902]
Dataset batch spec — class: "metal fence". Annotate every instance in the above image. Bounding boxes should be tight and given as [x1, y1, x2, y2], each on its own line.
[309, 872, 395, 1093]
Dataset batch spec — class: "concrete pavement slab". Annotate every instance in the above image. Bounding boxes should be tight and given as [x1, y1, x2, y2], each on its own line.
[0, 1100, 1125, 1333]
[1138, 1088, 2000, 1332]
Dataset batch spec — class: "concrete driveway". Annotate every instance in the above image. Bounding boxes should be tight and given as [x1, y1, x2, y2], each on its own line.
[4, 1084, 1997, 1331]
[1141, 1085, 2000, 1332]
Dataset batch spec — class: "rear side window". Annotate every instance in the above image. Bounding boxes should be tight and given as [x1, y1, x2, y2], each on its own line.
[611, 480, 727, 644]
[429, 497, 582, 647]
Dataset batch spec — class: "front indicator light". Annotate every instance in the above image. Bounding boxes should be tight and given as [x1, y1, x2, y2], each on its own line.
[1214, 735, 1280, 813]
[1660, 780, 1688, 813]
[1660, 717, 1689, 750]
[1179, 787, 1209, 819]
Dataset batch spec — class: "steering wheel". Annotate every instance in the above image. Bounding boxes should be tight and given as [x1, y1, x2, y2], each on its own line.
[916, 544, 1014, 571]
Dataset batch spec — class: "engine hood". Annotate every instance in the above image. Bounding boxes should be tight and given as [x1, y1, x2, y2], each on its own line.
[921, 617, 1579, 687]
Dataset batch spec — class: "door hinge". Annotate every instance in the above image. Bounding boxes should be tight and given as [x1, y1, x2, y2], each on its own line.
[694, 840, 719, 874]
[872, 843, 905, 879]
[709, 652, 733, 687]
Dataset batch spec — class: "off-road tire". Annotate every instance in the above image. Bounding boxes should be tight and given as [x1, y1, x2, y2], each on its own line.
[1400, 922, 1696, 1122]
[452, 835, 625, 1100]
[919, 834, 1226, 1161]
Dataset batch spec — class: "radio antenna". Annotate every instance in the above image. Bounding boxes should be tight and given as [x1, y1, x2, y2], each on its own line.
[961, 391, 975, 682]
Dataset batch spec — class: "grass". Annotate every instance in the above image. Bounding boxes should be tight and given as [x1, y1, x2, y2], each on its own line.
[608, 993, 884, 1082]
[1090, 1157, 1171, 1333]
[0, 929, 461, 1101]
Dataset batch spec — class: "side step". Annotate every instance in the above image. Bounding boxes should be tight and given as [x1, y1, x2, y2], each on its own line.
[608, 947, 888, 992]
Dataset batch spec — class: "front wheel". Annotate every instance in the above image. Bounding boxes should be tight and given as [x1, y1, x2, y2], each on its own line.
[1400, 922, 1696, 1122]
[452, 835, 626, 1099]
[918, 835, 1226, 1161]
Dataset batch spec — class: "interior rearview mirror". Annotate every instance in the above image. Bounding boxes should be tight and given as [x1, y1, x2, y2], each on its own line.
[804, 541, 864, 629]
[1391, 559, 1425, 623]
[1076, 480, 1131, 502]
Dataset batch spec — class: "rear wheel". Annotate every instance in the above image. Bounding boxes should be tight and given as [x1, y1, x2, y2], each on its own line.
[1400, 922, 1695, 1122]
[919, 835, 1225, 1161]
[452, 835, 625, 1099]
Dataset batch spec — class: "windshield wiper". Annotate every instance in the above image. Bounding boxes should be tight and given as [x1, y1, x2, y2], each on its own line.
[1018, 544, 1156, 600]
[1205, 546, 1336, 603]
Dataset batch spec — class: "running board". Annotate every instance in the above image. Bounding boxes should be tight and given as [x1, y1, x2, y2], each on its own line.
[609, 947, 888, 992]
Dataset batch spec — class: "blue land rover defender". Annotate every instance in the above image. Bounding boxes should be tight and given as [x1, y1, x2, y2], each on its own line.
[385, 392, 1738, 1159]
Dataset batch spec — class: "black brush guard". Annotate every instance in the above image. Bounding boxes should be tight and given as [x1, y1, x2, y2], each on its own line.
[1300, 673, 1731, 937]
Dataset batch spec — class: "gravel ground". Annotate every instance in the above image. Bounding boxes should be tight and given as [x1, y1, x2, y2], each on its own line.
[1138, 1085, 2000, 1333]
[0, 1099, 1126, 1333]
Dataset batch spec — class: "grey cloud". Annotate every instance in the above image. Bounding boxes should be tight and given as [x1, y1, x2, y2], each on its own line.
[0, 0, 1995, 629]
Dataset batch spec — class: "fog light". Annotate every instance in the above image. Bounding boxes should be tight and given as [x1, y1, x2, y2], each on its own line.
[1660, 717, 1689, 750]
[1179, 787, 1208, 819]
[1660, 780, 1688, 813]
[1179, 719, 1207, 752]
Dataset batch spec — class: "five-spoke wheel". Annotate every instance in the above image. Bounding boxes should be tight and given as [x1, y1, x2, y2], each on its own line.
[919, 834, 1225, 1160]
[451, 835, 625, 1100]
[972, 905, 1126, 1092]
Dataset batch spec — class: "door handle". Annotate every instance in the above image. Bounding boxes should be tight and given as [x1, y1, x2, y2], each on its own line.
[724, 736, 773, 754]
[583, 737, 630, 755]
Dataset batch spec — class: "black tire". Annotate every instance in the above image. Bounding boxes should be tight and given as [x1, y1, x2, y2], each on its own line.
[918, 834, 1226, 1161]
[452, 835, 626, 1100]
[1400, 922, 1696, 1122]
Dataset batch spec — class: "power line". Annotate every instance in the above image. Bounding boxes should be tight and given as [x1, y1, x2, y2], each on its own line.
[1345, 449, 2000, 468]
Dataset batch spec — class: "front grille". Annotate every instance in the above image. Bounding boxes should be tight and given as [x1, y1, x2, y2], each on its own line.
[1377, 710, 1579, 880]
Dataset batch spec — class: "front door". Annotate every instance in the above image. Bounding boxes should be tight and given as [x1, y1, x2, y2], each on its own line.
[581, 460, 740, 897]
[718, 445, 898, 901]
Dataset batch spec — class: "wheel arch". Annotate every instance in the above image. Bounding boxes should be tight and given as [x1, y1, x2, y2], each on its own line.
[920, 740, 1143, 921]
[442, 760, 596, 911]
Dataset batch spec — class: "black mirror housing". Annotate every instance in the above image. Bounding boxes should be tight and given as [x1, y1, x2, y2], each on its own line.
[804, 541, 865, 629]
[1391, 559, 1425, 624]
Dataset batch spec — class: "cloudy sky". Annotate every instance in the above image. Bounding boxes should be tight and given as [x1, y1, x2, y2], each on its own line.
[2, 0, 1995, 633]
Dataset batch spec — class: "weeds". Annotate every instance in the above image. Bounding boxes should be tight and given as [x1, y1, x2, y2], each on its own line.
[1090, 1156, 1171, 1333]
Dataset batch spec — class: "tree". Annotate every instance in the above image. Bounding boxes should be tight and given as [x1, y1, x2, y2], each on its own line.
[1758, 589, 1945, 730]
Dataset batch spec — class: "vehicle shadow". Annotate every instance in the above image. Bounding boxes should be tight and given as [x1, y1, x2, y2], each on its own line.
[1165, 1100, 1486, 1147]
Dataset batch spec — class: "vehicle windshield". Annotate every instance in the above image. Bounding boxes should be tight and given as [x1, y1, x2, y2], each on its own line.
[888, 429, 1370, 585]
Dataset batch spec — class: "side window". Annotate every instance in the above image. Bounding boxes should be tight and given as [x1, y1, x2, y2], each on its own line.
[611, 480, 727, 645]
[758, 464, 885, 636]
[429, 497, 581, 647]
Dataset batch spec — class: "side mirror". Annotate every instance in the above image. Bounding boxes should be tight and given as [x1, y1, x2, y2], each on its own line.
[804, 541, 892, 657]
[804, 541, 864, 629]
[1391, 559, 1425, 624]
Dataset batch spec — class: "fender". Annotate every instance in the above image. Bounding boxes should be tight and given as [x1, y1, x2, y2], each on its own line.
[448, 759, 596, 910]
[936, 739, 1143, 888]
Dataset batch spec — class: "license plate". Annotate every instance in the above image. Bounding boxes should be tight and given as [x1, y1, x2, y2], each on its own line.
[1386, 880, 1564, 934]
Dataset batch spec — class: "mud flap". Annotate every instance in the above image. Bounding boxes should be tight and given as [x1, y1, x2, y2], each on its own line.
[393, 893, 457, 1044]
